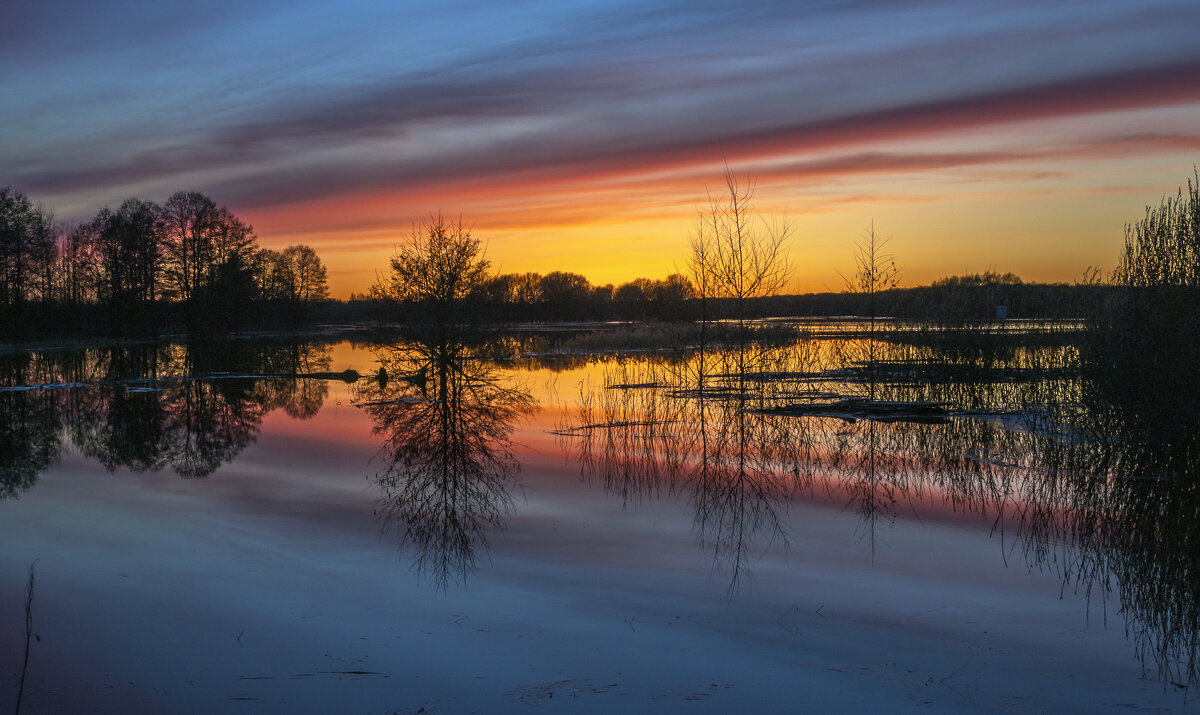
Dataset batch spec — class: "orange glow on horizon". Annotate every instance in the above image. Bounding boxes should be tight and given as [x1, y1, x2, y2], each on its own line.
[239, 98, 1200, 299]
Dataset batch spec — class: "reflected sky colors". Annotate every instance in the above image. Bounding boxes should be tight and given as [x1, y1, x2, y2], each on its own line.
[5, 0, 1200, 295]
[4, 331, 1200, 707]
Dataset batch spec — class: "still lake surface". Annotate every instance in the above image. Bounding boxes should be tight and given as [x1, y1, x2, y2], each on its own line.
[1, 328, 1197, 713]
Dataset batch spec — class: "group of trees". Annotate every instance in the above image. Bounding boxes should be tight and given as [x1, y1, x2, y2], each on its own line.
[0, 187, 58, 340]
[478, 270, 695, 321]
[368, 214, 698, 328]
[370, 171, 796, 336]
[11, 165, 1196, 344]
[0, 186, 328, 340]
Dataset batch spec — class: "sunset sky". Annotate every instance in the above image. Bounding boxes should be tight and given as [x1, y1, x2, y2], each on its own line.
[4, 0, 1200, 297]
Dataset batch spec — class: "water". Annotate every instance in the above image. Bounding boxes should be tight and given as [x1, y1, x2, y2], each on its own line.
[0, 335, 1195, 712]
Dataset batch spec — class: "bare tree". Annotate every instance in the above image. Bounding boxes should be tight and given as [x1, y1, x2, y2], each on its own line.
[160, 192, 256, 297]
[56, 222, 100, 307]
[689, 168, 792, 327]
[839, 221, 900, 400]
[842, 221, 900, 316]
[1113, 168, 1200, 289]
[262, 245, 329, 327]
[1088, 169, 1200, 450]
[95, 198, 162, 336]
[687, 168, 793, 385]
[373, 213, 490, 340]
[0, 187, 57, 339]
[160, 191, 258, 334]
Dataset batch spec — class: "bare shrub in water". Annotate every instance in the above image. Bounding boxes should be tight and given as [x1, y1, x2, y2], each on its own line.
[1085, 169, 1200, 480]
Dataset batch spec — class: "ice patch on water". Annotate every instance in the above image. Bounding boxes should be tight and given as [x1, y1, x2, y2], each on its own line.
[0, 382, 88, 392]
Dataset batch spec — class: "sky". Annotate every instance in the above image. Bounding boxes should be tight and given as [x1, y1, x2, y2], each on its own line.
[3, 0, 1200, 298]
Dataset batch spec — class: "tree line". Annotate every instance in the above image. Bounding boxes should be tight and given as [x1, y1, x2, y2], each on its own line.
[346, 270, 1110, 326]
[363, 173, 1111, 334]
[357, 224, 698, 326]
[8, 165, 1194, 343]
[0, 186, 329, 341]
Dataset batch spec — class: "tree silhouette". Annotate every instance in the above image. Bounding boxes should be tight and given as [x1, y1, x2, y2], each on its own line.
[160, 191, 257, 335]
[0, 187, 57, 340]
[261, 245, 329, 328]
[537, 271, 592, 321]
[689, 168, 792, 330]
[839, 221, 901, 401]
[94, 198, 162, 336]
[1085, 169, 1200, 474]
[374, 214, 490, 342]
[56, 222, 101, 330]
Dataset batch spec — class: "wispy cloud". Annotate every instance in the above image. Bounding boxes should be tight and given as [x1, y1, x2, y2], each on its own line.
[4, 0, 1199, 290]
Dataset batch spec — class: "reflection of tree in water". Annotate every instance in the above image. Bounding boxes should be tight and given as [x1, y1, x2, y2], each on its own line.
[691, 346, 816, 592]
[562, 329, 1200, 686]
[0, 356, 64, 498]
[1100, 482, 1200, 687]
[835, 419, 903, 559]
[990, 370, 1200, 688]
[561, 343, 820, 595]
[849, 337, 1200, 688]
[84, 341, 333, 478]
[160, 377, 268, 478]
[0, 340, 333, 492]
[356, 339, 533, 587]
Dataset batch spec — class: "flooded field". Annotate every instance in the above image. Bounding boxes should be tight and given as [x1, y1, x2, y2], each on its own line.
[2, 325, 1197, 713]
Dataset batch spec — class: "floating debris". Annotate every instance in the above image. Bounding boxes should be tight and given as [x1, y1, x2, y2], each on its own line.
[550, 420, 671, 436]
[756, 397, 951, 423]
[355, 395, 435, 407]
[0, 382, 88, 392]
[299, 369, 362, 382]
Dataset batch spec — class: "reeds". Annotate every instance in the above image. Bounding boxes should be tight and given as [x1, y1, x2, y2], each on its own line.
[15, 560, 36, 715]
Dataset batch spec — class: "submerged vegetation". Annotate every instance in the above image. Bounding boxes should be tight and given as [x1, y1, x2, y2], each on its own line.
[1081, 169, 1200, 484]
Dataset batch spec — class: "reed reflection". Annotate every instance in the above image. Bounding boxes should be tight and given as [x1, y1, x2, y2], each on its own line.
[560, 341, 823, 594]
[356, 338, 533, 587]
[996, 362, 1200, 688]
[0, 340, 333, 492]
[825, 330, 1200, 688]
[562, 326, 1200, 686]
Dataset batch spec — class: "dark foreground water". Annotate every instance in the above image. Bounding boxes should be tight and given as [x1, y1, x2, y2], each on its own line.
[1, 334, 1196, 713]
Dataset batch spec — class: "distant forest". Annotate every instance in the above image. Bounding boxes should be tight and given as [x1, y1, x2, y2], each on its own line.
[336, 270, 1110, 325]
[0, 182, 1140, 345]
